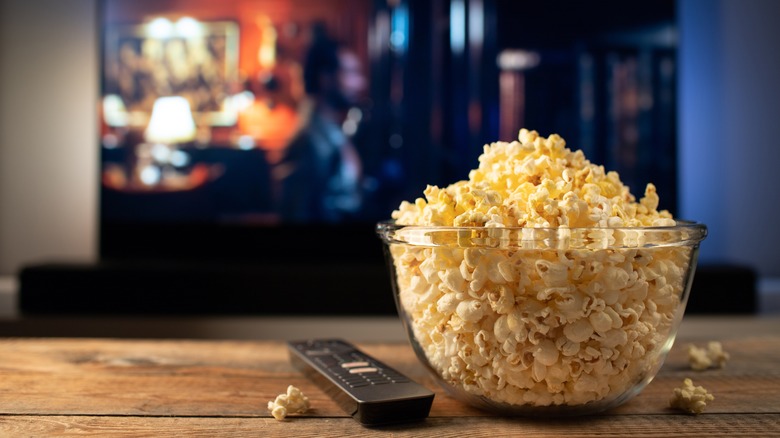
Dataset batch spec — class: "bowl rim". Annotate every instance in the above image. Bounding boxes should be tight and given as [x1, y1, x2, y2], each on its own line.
[376, 220, 708, 248]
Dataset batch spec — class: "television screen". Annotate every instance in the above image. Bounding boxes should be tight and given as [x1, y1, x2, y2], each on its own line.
[91, 0, 678, 314]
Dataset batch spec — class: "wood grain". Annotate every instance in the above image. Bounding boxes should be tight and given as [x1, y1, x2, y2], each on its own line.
[0, 319, 779, 436]
[0, 414, 778, 437]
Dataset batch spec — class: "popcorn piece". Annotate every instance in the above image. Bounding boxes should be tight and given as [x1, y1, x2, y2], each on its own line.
[687, 344, 712, 371]
[670, 378, 715, 414]
[706, 341, 730, 368]
[388, 129, 691, 409]
[267, 385, 310, 420]
[688, 341, 730, 371]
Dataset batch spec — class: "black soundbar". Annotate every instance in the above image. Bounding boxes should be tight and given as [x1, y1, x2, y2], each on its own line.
[19, 261, 396, 315]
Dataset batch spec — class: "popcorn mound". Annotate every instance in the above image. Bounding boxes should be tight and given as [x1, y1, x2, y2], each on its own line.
[393, 129, 675, 228]
[387, 130, 693, 409]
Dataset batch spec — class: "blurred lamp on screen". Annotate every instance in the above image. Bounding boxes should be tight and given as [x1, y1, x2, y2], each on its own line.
[140, 96, 196, 187]
[145, 96, 197, 144]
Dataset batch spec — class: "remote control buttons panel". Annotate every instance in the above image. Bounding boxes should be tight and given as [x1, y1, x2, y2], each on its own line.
[308, 348, 411, 388]
[288, 339, 435, 426]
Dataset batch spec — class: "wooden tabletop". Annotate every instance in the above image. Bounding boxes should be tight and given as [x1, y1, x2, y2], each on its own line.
[1, 317, 779, 437]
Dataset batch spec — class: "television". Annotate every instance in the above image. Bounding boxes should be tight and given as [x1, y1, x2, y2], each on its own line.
[20, 0, 678, 315]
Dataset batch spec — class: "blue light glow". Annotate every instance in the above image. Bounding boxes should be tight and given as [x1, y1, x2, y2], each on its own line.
[390, 3, 409, 53]
[450, 0, 466, 55]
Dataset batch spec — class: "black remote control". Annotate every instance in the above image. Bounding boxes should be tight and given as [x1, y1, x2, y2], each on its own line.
[287, 339, 435, 426]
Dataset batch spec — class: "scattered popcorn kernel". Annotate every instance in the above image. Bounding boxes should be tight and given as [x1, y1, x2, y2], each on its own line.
[670, 378, 715, 414]
[706, 341, 730, 368]
[268, 385, 310, 420]
[688, 341, 730, 371]
[687, 344, 712, 371]
[386, 129, 697, 409]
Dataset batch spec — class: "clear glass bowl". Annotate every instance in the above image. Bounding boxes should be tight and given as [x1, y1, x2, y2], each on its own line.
[377, 221, 707, 416]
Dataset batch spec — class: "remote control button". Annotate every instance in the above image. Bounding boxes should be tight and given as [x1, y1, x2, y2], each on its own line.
[343, 378, 366, 385]
[348, 367, 378, 374]
[382, 372, 409, 382]
[341, 361, 370, 369]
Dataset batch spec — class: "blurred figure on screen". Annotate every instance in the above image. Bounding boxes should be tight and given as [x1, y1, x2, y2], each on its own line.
[275, 31, 367, 223]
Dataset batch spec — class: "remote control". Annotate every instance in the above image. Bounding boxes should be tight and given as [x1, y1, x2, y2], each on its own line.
[287, 339, 435, 426]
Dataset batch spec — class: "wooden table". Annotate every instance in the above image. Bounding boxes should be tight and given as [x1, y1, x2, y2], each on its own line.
[1, 317, 779, 437]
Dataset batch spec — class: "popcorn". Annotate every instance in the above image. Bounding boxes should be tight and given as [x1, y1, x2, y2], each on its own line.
[392, 129, 674, 228]
[669, 378, 715, 414]
[267, 385, 310, 420]
[688, 341, 730, 371]
[387, 130, 693, 408]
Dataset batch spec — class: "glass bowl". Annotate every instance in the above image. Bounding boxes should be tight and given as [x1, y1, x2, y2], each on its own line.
[376, 221, 707, 416]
